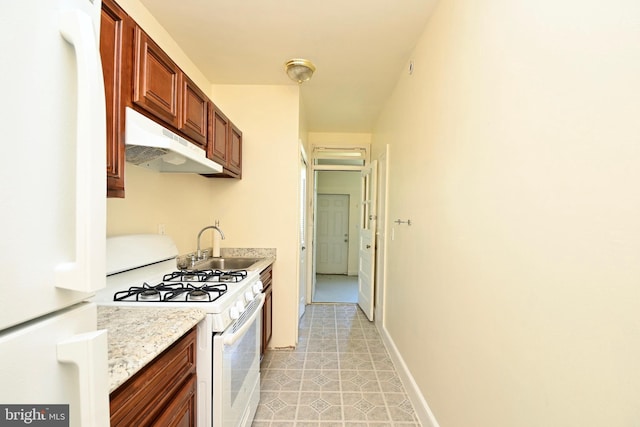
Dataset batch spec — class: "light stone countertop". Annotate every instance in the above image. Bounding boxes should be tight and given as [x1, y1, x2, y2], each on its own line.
[97, 306, 206, 393]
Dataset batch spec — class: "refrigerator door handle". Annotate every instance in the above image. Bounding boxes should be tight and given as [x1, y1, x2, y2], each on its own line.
[57, 329, 110, 427]
[56, 8, 107, 293]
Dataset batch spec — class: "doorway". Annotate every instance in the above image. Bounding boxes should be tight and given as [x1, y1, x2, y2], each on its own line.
[311, 167, 362, 304]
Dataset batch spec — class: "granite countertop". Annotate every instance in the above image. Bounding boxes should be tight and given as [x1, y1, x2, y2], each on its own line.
[97, 306, 206, 393]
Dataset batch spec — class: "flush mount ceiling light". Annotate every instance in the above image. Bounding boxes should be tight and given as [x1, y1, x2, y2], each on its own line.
[285, 58, 316, 84]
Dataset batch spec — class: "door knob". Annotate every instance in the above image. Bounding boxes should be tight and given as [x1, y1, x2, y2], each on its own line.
[366, 244, 371, 249]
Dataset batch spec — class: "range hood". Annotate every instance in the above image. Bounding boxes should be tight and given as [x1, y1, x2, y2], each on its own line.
[125, 107, 222, 174]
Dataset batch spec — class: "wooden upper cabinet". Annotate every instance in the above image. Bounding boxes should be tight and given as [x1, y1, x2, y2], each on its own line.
[101, 3, 244, 189]
[208, 104, 229, 166]
[206, 104, 242, 178]
[101, 0, 133, 198]
[179, 75, 208, 149]
[227, 123, 242, 177]
[133, 27, 180, 127]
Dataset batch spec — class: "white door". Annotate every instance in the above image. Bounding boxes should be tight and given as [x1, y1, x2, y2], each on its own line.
[316, 194, 350, 274]
[299, 154, 308, 319]
[374, 147, 389, 325]
[358, 161, 377, 321]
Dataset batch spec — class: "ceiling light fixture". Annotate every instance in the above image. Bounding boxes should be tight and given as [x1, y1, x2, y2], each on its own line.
[285, 58, 316, 84]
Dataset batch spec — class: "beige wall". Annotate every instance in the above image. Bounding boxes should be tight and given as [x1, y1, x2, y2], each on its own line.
[372, 1, 640, 426]
[210, 84, 301, 349]
[107, 166, 217, 252]
[309, 132, 371, 147]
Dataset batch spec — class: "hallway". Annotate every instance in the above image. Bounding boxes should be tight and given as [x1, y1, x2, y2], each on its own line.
[253, 304, 421, 426]
[314, 275, 358, 303]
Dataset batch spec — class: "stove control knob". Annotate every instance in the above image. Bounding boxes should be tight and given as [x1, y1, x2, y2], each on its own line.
[253, 280, 263, 294]
[235, 300, 245, 313]
[245, 291, 255, 303]
[229, 306, 240, 320]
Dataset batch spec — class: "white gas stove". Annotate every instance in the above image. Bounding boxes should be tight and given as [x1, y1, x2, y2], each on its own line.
[93, 234, 264, 427]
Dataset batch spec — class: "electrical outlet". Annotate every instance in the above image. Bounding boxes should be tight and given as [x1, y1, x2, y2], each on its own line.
[158, 223, 166, 235]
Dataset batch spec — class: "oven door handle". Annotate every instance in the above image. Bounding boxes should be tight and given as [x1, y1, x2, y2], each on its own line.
[223, 294, 265, 346]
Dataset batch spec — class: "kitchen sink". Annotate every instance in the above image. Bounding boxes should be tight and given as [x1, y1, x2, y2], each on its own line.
[198, 257, 261, 270]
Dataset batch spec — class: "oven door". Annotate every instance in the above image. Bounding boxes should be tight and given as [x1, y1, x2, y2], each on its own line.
[213, 293, 265, 427]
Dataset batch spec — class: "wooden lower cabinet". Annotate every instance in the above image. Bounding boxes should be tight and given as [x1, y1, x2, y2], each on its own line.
[109, 328, 197, 426]
[260, 265, 273, 358]
[150, 375, 196, 427]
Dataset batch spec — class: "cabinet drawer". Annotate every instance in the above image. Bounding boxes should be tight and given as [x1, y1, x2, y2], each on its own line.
[110, 328, 197, 426]
[150, 374, 196, 427]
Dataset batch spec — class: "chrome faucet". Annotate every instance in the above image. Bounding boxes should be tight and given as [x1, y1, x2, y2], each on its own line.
[196, 224, 225, 260]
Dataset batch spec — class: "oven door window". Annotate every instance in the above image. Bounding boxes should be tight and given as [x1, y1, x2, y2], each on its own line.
[226, 318, 257, 405]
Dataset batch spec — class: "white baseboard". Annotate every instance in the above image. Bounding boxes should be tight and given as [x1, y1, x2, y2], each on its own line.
[377, 323, 440, 427]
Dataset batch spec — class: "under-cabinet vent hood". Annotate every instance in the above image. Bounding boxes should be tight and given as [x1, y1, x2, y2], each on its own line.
[125, 107, 222, 174]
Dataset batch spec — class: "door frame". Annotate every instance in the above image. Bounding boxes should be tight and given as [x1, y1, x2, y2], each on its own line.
[374, 145, 390, 326]
[299, 144, 309, 321]
[307, 143, 371, 306]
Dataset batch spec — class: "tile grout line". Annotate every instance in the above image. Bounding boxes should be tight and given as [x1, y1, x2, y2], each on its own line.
[335, 306, 346, 427]
[255, 304, 421, 427]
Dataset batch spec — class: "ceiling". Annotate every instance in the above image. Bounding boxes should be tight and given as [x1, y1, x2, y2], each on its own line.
[138, 0, 437, 133]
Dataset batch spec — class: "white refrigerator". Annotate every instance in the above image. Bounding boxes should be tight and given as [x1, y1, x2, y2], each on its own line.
[0, 0, 109, 425]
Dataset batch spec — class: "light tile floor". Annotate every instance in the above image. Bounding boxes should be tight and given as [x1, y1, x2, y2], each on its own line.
[253, 304, 421, 427]
[314, 275, 358, 303]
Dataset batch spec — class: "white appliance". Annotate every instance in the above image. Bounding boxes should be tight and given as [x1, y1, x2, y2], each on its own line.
[93, 234, 264, 427]
[0, 0, 109, 426]
[125, 107, 223, 174]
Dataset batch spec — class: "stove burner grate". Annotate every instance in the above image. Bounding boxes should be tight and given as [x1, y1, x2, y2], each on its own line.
[113, 282, 185, 302]
[163, 283, 228, 302]
[164, 269, 248, 283]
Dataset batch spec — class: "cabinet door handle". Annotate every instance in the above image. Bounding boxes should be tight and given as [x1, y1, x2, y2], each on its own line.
[57, 329, 109, 426]
[56, 8, 106, 293]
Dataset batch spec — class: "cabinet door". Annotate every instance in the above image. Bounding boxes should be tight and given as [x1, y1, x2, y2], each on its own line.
[260, 266, 273, 358]
[179, 75, 207, 149]
[208, 104, 229, 166]
[262, 285, 273, 357]
[133, 27, 180, 127]
[101, 0, 132, 198]
[227, 123, 242, 178]
[151, 375, 196, 427]
[110, 329, 197, 426]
